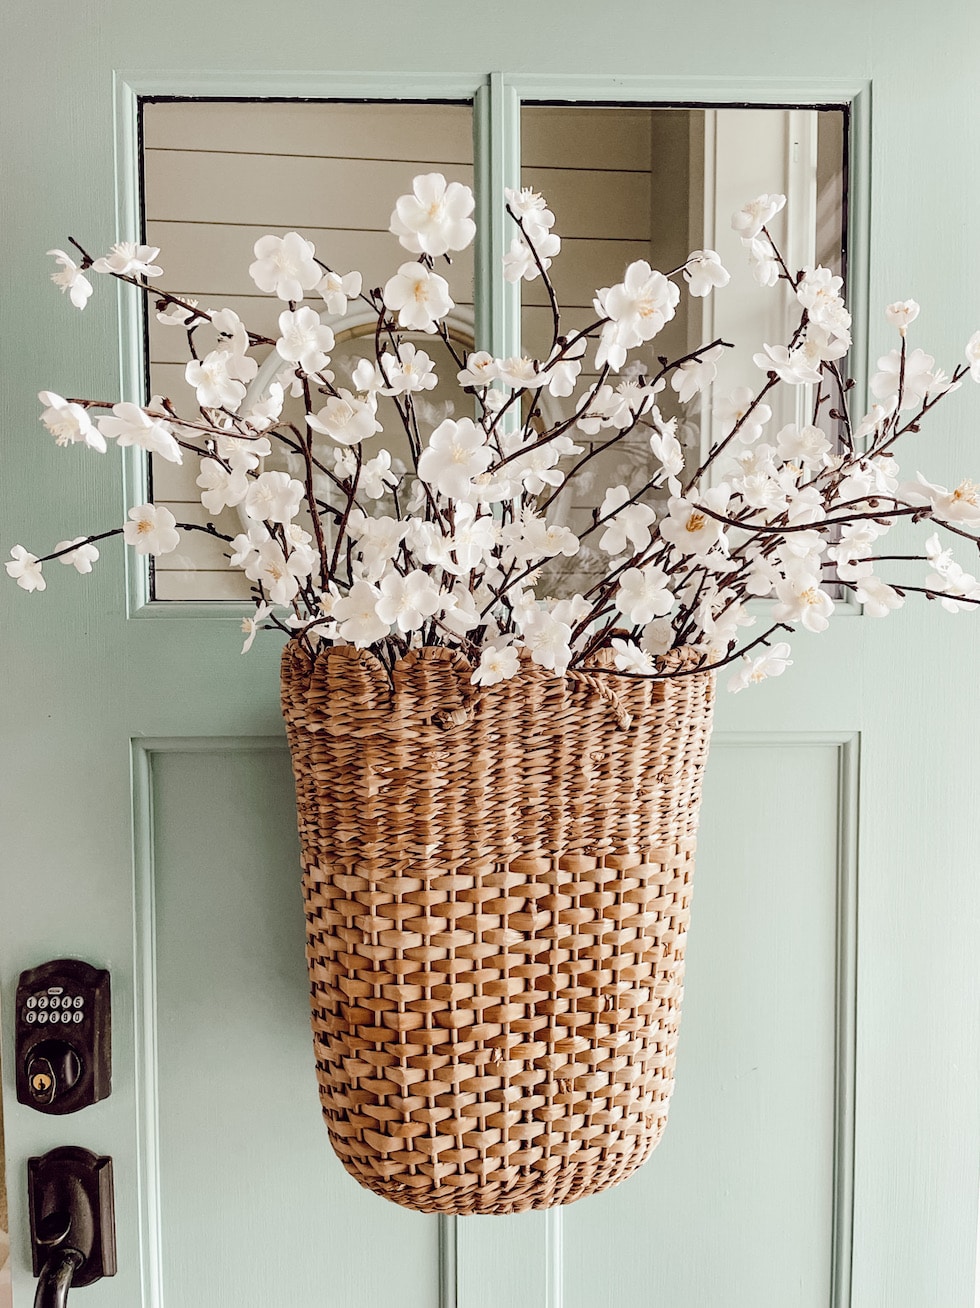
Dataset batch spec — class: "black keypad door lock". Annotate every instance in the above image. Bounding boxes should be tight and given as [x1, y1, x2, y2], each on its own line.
[16, 959, 111, 1114]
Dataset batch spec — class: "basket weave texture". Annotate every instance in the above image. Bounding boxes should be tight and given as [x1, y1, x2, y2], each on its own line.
[281, 640, 715, 1215]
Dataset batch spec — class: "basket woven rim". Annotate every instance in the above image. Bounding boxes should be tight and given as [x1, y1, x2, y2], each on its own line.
[282, 639, 709, 681]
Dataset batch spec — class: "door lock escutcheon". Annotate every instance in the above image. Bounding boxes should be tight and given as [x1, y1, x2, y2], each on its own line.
[16, 960, 111, 1114]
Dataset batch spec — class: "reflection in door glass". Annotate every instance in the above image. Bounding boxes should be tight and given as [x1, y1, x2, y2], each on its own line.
[518, 104, 846, 591]
[141, 99, 474, 600]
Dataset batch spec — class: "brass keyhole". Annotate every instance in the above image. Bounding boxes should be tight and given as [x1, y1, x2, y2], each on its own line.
[31, 1071, 53, 1095]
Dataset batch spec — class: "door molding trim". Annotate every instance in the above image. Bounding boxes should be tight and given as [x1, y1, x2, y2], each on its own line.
[131, 736, 287, 1308]
[713, 730, 858, 1308]
[132, 730, 857, 1307]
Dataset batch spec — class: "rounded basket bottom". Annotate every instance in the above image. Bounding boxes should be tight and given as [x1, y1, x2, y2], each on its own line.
[323, 1108, 669, 1215]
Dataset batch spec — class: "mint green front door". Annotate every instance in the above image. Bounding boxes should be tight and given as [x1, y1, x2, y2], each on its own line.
[3, 4, 979, 1305]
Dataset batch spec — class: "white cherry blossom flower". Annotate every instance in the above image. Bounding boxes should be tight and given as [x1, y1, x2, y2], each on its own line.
[715, 388, 772, 444]
[439, 585, 482, 636]
[457, 351, 500, 388]
[743, 235, 780, 287]
[783, 484, 826, 527]
[505, 186, 556, 240]
[123, 504, 179, 556]
[853, 574, 904, 617]
[216, 432, 272, 472]
[594, 261, 680, 370]
[350, 358, 385, 395]
[683, 250, 730, 297]
[241, 384, 284, 433]
[923, 532, 953, 574]
[502, 511, 579, 565]
[518, 607, 573, 676]
[98, 402, 182, 463]
[641, 617, 674, 656]
[853, 400, 896, 442]
[671, 344, 724, 404]
[906, 473, 980, 525]
[244, 471, 305, 524]
[54, 537, 99, 573]
[249, 232, 321, 301]
[379, 342, 438, 395]
[506, 436, 577, 496]
[886, 299, 920, 334]
[276, 307, 335, 375]
[966, 331, 980, 383]
[229, 523, 269, 570]
[796, 267, 844, 322]
[247, 542, 305, 606]
[925, 557, 980, 613]
[828, 523, 884, 581]
[598, 485, 658, 555]
[6, 546, 45, 591]
[383, 263, 454, 333]
[728, 642, 792, 692]
[92, 242, 162, 278]
[660, 488, 730, 557]
[539, 338, 587, 397]
[415, 505, 497, 575]
[871, 348, 936, 410]
[773, 570, 835, 632]
[38, 392, 106, 452]
[753, 342, 822, 386]
[47, 249, 93, 309]
[472, 642, 521, 687]
[502, 231, 561, 283]
[417, 418, 492, 500]
[185, 351, 246, 409]
[649, 417, 685, 478]
[777, 530, 826, 573]
[549, 594, 591, 631]
[699, 592, 755, 649]
[241, 601, 273, 654]
[209, 306, 250, 355]
[390, 173, 476, 257]
[317, 269, 362, 316]
[496, 356, 542, 390]
[348, 512, 407, 583]
[731, 194, 786, 241]
[360, 450, 399, 500]
[776, 423, 831, 471]
[156, 298, 199, 326]
[307, 390, 382, 446]
[611, 638, 657, 674]
[197, 458, 249, 514]
[333, 580, 390, 646]
[616, 565, 673, 625]
[376, 569, 443, 633]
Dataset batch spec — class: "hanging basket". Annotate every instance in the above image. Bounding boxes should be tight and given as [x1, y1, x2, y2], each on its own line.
[280, 640, 715, 1215]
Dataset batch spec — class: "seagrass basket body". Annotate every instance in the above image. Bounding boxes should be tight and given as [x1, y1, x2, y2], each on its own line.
[280, 640, 715, 1215]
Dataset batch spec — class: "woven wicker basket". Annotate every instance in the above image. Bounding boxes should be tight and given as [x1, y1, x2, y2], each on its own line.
[280, 639, 715, 1215]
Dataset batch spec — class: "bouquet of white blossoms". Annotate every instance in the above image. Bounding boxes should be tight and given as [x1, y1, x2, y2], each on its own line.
[11, 175, 980, 692]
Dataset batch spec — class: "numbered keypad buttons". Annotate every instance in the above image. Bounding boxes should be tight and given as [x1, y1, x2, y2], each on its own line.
[24, 993, 84, 1024]
[16, 959, 110, 1114]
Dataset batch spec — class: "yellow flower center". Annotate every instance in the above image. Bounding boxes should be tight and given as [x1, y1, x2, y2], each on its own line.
[686, 512, 706, 532]
[952, 480, 978, 505]
[800, 587, 820, 605]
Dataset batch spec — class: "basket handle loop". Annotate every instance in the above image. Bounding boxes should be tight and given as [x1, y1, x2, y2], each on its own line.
[567, 670, 633, 731]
